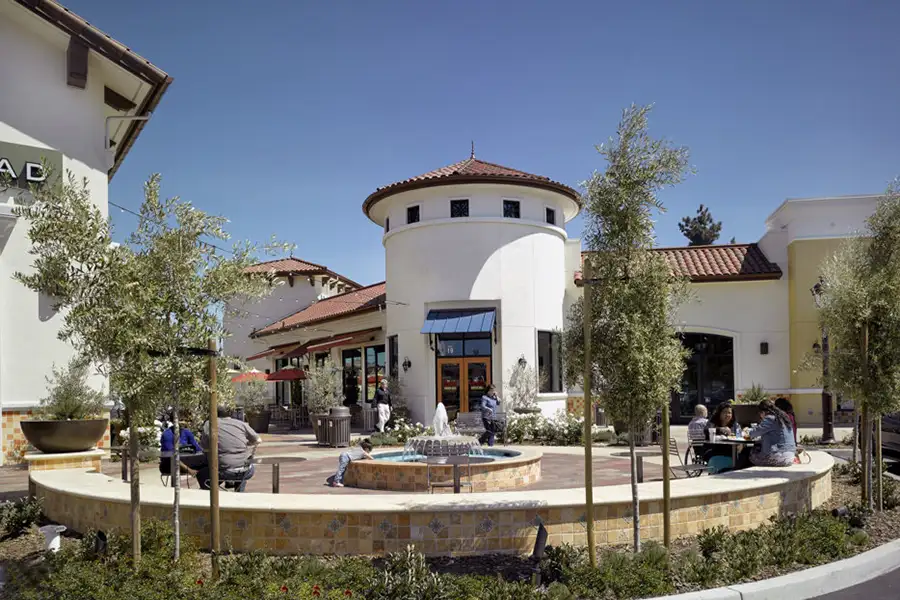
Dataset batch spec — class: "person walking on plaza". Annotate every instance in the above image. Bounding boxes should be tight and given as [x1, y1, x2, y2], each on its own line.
[330, 440, 374, 487]
[375, 379, 392, 432]
[479, 384, 502, 447]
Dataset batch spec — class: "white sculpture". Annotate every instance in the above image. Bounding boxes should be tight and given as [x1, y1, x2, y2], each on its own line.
[432, 402, 451, 437]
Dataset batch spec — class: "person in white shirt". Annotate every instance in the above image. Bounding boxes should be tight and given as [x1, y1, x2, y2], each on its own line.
[687, 404, 709, 440]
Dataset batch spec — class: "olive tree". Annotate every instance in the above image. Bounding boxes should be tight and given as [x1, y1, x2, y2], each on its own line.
[564, 104, 691, 551]
[814, 181, 900, 509]
[14, 171, 283, 560]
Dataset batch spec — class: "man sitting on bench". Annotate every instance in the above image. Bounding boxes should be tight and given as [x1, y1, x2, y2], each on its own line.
[197, 406, 262, 492]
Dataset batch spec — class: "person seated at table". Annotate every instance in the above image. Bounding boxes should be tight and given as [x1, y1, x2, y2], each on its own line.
[701, 402, 743, 464]
[159, 414, 205, 477]
[742, 399, 797, 468]
[196, 406, 262, 492]
[330, 440, 374, 488]
[774, 397, 798, 444]
[687, 404, 709, 440]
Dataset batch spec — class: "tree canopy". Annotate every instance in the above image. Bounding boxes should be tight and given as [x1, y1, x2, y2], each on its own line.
[678, 204, 722, 246]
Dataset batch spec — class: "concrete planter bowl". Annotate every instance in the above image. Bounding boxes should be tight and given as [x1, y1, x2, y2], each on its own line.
[21, 419, 108, 454]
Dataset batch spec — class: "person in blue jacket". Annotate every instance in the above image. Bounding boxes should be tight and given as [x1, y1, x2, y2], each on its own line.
[159, 414, 204, 477]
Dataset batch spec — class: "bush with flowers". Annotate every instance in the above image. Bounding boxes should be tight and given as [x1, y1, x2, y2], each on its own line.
[506, 410, 614, 446]
[115, 419, 163, 460]
[355, 416, 434, 448]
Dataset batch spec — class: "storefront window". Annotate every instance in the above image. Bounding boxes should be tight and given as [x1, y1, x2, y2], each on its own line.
[365, 345, 386, 401]
[436, 334, 492, 358]
[537, 331, 562, 393]
[342, 349, 362, 405]
[677, 333, 734, 420]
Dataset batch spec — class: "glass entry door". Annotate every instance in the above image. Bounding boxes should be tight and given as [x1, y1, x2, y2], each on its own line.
[436, 358, 491, 420]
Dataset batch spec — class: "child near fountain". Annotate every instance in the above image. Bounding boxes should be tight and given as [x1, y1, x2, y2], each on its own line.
[330, 440, 374, 487]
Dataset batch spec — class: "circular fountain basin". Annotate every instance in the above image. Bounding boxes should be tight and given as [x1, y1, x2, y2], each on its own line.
[344, 447, 543, 492]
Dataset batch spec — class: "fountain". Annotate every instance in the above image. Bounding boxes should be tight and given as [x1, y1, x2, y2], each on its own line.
[399, 402, 485, 461]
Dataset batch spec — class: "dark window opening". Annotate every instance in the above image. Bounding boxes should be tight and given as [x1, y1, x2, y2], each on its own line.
[545, 207, 556, 226]
[315, 353, 328, 367]
[385, 217, 390, 233]
[407, 205, 420, 224]
[342, 348, 362, 406]
[503, 200, 521, 219]
[537, 331, 562, 393]
[436, 333, 492, 358]
[388, 335, 399, 379]
[365, 344, 386, 401]
[450, 199, 469, 218]
[675, 333, 735, 421]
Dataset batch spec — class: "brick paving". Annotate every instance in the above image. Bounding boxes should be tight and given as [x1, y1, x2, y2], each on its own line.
[0, 446, 662, 499]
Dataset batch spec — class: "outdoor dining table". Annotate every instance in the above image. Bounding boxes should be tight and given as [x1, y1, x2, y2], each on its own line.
[708, 437, 757, 466]
[252, 456, 308, 494]
[421, 455, 495, 494]
[610, 449, 663, 483]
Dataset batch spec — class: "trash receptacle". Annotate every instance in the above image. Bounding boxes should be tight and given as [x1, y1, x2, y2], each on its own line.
[326, 406, 352, 448]
[362, 405, 377, 432]
[594, 406, 607, 427]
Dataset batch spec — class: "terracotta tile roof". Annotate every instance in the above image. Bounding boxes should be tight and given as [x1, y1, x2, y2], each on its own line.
[244, 257, 361, 287]
[252, 282, 386, 337]
[363, 156, 580, 215]
[577, 244, 782, 283]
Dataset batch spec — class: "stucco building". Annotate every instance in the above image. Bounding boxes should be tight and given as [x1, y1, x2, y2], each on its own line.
[0, 0, 170, 462]
[230, 150, 879, 427]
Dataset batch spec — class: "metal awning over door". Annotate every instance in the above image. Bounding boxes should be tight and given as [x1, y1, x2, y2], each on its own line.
[420, 308, 496, 334]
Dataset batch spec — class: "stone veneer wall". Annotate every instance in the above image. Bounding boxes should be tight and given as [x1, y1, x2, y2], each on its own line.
[343, 454, 541, 493]
[34, 461, 831, 557]
[3, 409, 111, 463]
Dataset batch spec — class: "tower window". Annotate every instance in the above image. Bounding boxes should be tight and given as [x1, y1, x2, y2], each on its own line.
[503, 200, 521, 219]
[407, 205, 420, 224]
[450, 199, 469, 218]
[545, 207, 556, 225]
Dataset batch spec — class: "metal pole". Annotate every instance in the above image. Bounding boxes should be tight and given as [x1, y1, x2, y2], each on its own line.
[582, 259, 597, 567]
[208, 338, 221, 578]
[821, 328, 835, 443]
[661, 401, 671, 547]
[272, 463, 280, 494]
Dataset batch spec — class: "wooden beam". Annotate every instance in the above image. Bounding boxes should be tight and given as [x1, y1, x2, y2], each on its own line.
[104, 86, 137, 111]
[67, 37, 88, 89]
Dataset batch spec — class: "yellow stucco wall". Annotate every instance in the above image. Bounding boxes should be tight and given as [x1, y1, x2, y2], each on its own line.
[788, 238, 845, 424]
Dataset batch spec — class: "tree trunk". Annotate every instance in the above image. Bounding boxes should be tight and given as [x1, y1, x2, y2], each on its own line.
[129, 420, 141, 562]
[172, 394, 181, 561]
[851, 407, 859, 464]
[582, 260, 597, 567]
[661, 402, 671, 548]
[875, 416, 883, 512]
[629, 418, 640, 553]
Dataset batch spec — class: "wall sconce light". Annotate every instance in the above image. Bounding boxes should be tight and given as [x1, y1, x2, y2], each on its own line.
[402, 357, 412, 372]
[760, 342, 769, 355]
[812, 341, 821, 354]
[518, 356, 527, 368]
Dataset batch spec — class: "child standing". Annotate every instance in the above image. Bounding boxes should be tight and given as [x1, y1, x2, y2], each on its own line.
[330, 440, 373, 487]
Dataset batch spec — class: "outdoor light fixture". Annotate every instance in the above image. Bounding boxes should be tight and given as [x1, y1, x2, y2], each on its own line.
[518, 356, 527, 368]
[402, 357, 412, 372]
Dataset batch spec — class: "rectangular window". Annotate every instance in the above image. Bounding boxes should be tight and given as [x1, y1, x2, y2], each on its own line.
[545, 207, 556, 226]
[342, 348, 363, 404]
[315, 353, 328, 367]
[537, 331, 562, 393]
[385, 217, 390, 233]
[450, 199, 469, 218]
[388, 335, 399, 379]
[274, 358, 288, 405]
[436, 334, 492, 358]
[503, 200, 521, 219]
[365, 345, 386, 401]
[407, 205, 420, 224]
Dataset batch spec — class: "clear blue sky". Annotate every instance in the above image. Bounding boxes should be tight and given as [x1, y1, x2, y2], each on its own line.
[68, 0, 900, 285]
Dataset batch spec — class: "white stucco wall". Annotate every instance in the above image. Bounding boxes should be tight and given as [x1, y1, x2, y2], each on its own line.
[0, 8, 113, 413]
[766, 195, 882, 244]
[380, 184, 573, 423]
[675, 280, 790, 394]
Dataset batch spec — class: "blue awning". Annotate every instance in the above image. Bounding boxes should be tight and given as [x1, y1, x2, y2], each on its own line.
[420, 309, 496, 334]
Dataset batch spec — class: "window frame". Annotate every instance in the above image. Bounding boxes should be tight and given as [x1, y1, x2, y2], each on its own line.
[503, 199, 521, 219]
[450, 198, 470, 218]
[406, 203, 421, 225]
[537, 330, 563, 393]
[545, 206, 557, 226]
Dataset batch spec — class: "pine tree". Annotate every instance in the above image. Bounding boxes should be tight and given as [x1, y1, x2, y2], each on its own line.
[679, 204, 722, 245]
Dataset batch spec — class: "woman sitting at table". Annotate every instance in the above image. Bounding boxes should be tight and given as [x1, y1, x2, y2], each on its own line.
[742, 399, 797, 468]
[701, 402, 743, 466]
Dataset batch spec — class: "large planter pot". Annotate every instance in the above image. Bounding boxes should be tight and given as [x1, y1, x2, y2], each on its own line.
[732, 404, 759, 428]
[311, 413, 328, 444]
[247, 410, 270, 434]
[21, 419, 108, 454]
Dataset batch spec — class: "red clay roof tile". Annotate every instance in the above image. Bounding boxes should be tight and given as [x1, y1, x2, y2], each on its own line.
[577, 244, 782, 283]
[244, 257, 361, 287]
[363, 156, 580, 215]
[252, 282, 386, 337]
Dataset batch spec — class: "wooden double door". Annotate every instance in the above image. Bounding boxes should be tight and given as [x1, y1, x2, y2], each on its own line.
[437, 357, 491, 420]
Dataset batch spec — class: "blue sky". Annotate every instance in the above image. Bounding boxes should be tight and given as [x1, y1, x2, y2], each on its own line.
[68, 0, 900, 285]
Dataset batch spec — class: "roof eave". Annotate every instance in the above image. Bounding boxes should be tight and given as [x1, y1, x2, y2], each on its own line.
[108, 75, 172, 179]
[363, 175, 581, 221]
[250, 302, 386, 339]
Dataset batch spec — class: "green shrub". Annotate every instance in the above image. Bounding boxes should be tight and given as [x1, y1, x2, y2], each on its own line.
[539, 543, 586, 583]
[367, 545, 451, 600]
[1, 496, 43, 537]
[36, 356, 107, 421]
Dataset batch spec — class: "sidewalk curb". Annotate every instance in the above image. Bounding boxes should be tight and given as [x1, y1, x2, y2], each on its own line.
[645, 538, 900, 600]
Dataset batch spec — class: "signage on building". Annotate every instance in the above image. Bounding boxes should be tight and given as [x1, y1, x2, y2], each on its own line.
[0, 141, 62, 198]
